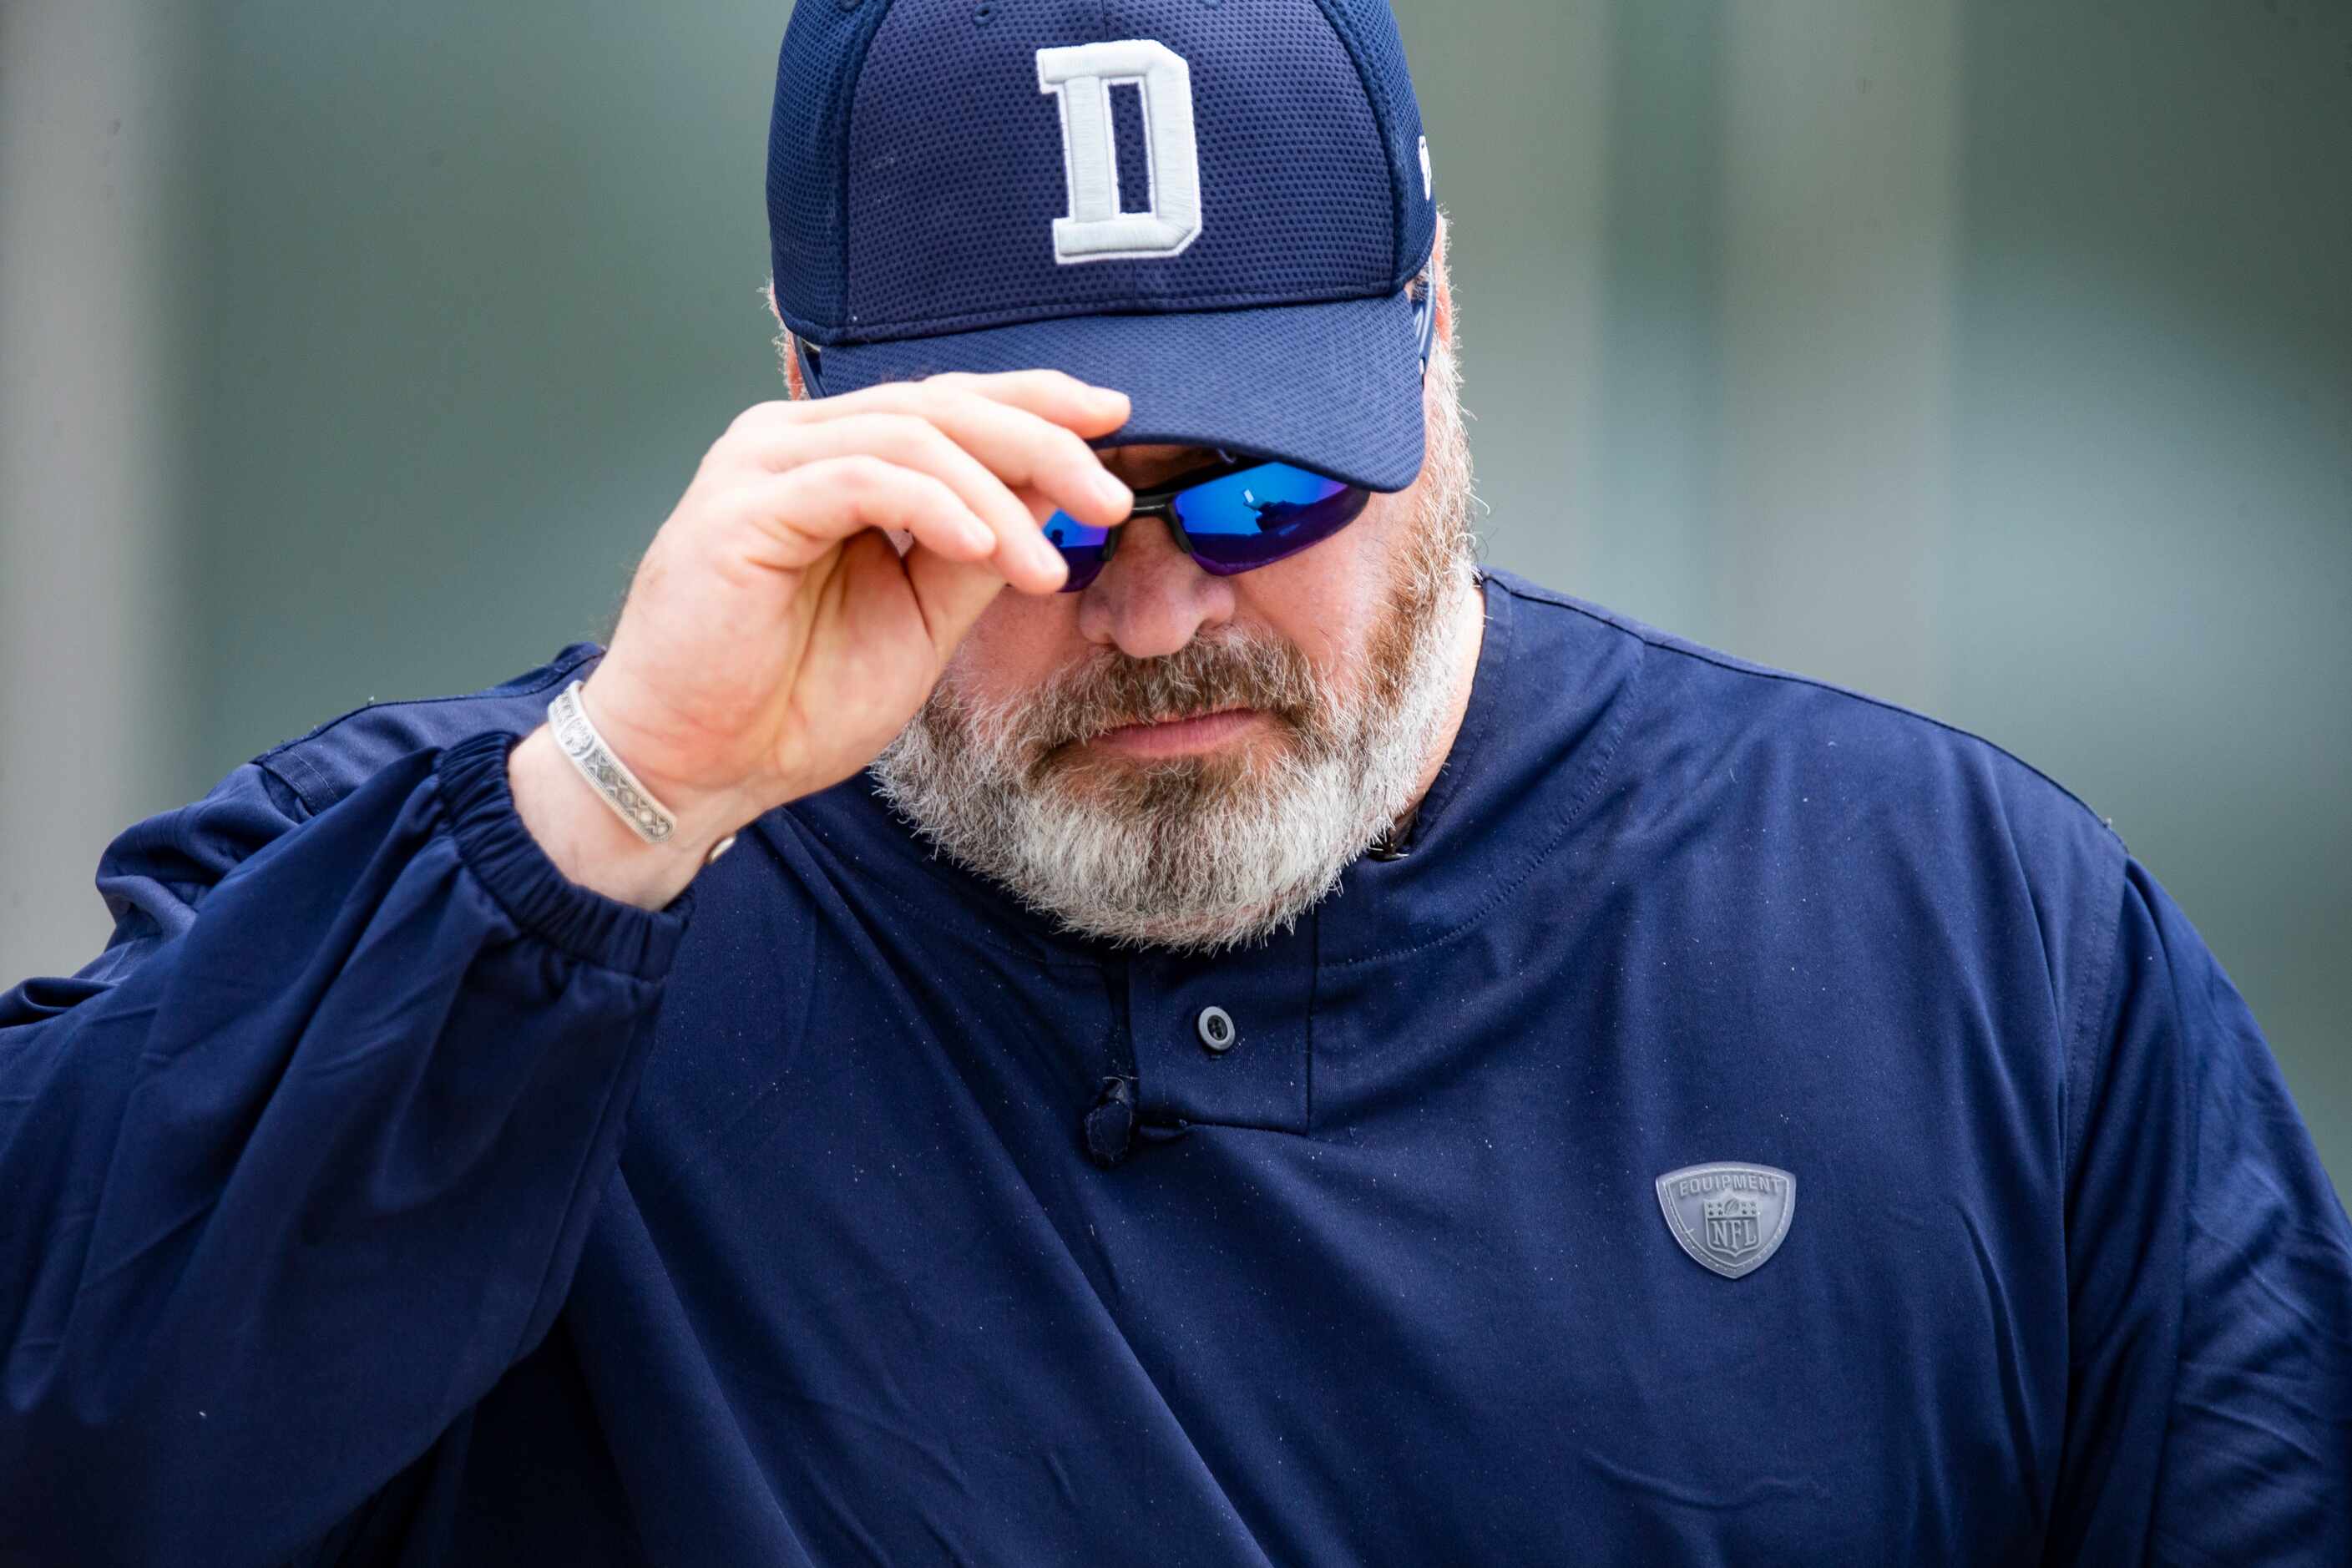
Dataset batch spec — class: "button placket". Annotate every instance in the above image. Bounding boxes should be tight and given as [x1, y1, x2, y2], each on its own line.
[1125, 925, 1314, 1133]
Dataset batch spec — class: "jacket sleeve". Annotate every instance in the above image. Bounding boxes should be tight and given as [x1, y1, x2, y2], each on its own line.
[0, 726, 689, 1565]
[2046, 857, 2352, 1562]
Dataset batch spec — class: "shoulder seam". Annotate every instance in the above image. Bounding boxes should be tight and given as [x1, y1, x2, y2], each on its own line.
[250, 757, 321, 827]
[2061, 849, 2133, 1203]
[1488, 576, 2123, 846]
[255, 645, 603, 817]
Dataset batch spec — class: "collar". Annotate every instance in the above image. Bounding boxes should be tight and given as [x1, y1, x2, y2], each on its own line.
[762, 571, 1650, 973]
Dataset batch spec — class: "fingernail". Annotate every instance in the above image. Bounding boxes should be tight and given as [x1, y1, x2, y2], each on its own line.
[1093, 470, 1132, 512]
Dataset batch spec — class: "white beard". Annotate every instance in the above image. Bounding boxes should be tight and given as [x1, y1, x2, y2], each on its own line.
[871, 347, 1479, 953]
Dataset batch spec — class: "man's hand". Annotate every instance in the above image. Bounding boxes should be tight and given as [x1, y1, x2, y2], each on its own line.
[509, 371, 1134, 908]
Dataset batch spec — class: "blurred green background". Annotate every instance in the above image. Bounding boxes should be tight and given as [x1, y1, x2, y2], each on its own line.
[3, 1, 2346, 1199]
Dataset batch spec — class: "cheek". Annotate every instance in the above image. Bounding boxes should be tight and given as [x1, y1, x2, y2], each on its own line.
[947, 590, 1087, 703]
[1232, 489, 1409, 667]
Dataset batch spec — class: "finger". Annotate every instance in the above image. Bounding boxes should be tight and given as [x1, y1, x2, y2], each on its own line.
[740, 412, 1068, 593]
[742, 369, 1130, 456]
[726, 455, 1014, 580]
[922, 369, 1132, 439]
[900, 539, 1028, 666]
[786, 382, 1134, 532]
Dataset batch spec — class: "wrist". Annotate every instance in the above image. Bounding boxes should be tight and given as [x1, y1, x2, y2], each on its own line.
[570, 665, 786, 827]
[508, 718, 746, 912]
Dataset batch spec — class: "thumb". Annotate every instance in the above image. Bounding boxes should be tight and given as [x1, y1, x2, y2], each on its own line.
[902, 542, 1024, 665]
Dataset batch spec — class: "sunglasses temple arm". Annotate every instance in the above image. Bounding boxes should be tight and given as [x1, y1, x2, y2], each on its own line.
[1413, 264, 1438, 374]
[794, 336, 827, 397]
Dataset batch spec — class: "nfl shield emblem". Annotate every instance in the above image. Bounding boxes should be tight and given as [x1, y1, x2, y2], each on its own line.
[1654, 1162, 1797, 1280]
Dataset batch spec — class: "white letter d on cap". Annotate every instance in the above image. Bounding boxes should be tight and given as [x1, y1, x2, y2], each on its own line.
[1038, 40, 1202, 264]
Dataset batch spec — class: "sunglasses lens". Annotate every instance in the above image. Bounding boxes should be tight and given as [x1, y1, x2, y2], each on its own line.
[1043, 512, 1113, 592]
[1170, 463, 1371, 575]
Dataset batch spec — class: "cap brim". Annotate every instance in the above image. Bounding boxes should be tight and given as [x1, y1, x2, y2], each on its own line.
[807, 290, 1427, 494]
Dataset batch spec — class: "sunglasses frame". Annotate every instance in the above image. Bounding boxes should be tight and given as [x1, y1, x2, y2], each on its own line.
[1051, 455, 1369, 589]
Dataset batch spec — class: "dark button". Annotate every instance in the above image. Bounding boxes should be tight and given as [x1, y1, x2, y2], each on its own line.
[1196, 1005, 1236, 1054]
[1083, 1076, 1137, 1168]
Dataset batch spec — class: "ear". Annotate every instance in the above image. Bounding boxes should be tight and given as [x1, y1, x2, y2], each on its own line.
[765, 278, 811, 402]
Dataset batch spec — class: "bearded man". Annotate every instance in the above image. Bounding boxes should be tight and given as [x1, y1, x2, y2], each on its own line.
[3, 2, 2347, 1565]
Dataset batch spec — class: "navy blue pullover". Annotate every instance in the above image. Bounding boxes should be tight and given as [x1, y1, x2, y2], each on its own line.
[3, 572, 2348, 1565]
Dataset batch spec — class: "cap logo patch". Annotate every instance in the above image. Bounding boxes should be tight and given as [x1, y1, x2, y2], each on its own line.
[1038, 40, 1203, 265]
[1654, 1162, 1797, 1280]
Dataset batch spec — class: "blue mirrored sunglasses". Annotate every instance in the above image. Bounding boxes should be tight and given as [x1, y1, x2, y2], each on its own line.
[1044, 458, 1375, 592]
[1042, 268, 1439, 593]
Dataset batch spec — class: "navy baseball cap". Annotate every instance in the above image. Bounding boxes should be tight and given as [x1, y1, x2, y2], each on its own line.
[766, 0, 1439, 493]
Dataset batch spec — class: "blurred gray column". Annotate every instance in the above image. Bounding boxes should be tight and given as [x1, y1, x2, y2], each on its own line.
[1394, 0, 1615, 590]
[1590, 0, 1727, 635]
[0, 0, 187, 978]
[1717, 0, 1960, 714]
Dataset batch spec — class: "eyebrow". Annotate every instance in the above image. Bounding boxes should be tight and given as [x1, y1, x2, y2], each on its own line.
[1103, 447, 1219, 487]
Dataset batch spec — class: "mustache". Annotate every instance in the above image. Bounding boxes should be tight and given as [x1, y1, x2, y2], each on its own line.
[1010, 631, 1330, 755]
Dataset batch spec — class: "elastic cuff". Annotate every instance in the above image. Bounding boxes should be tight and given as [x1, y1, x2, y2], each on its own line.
[434, 729, 690, 978]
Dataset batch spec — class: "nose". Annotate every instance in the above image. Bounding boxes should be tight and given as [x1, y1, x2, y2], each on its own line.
[1075, 511, 1236, 660]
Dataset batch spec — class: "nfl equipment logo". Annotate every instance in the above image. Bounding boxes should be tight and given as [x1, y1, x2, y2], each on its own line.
[1655, 1162, 1797, 1280]
[1704, 1194, 1763, 1258]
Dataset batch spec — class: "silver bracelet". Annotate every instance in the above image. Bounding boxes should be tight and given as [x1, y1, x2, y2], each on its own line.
[546, 680, 740, 867]
[549, 680, 676, 843]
